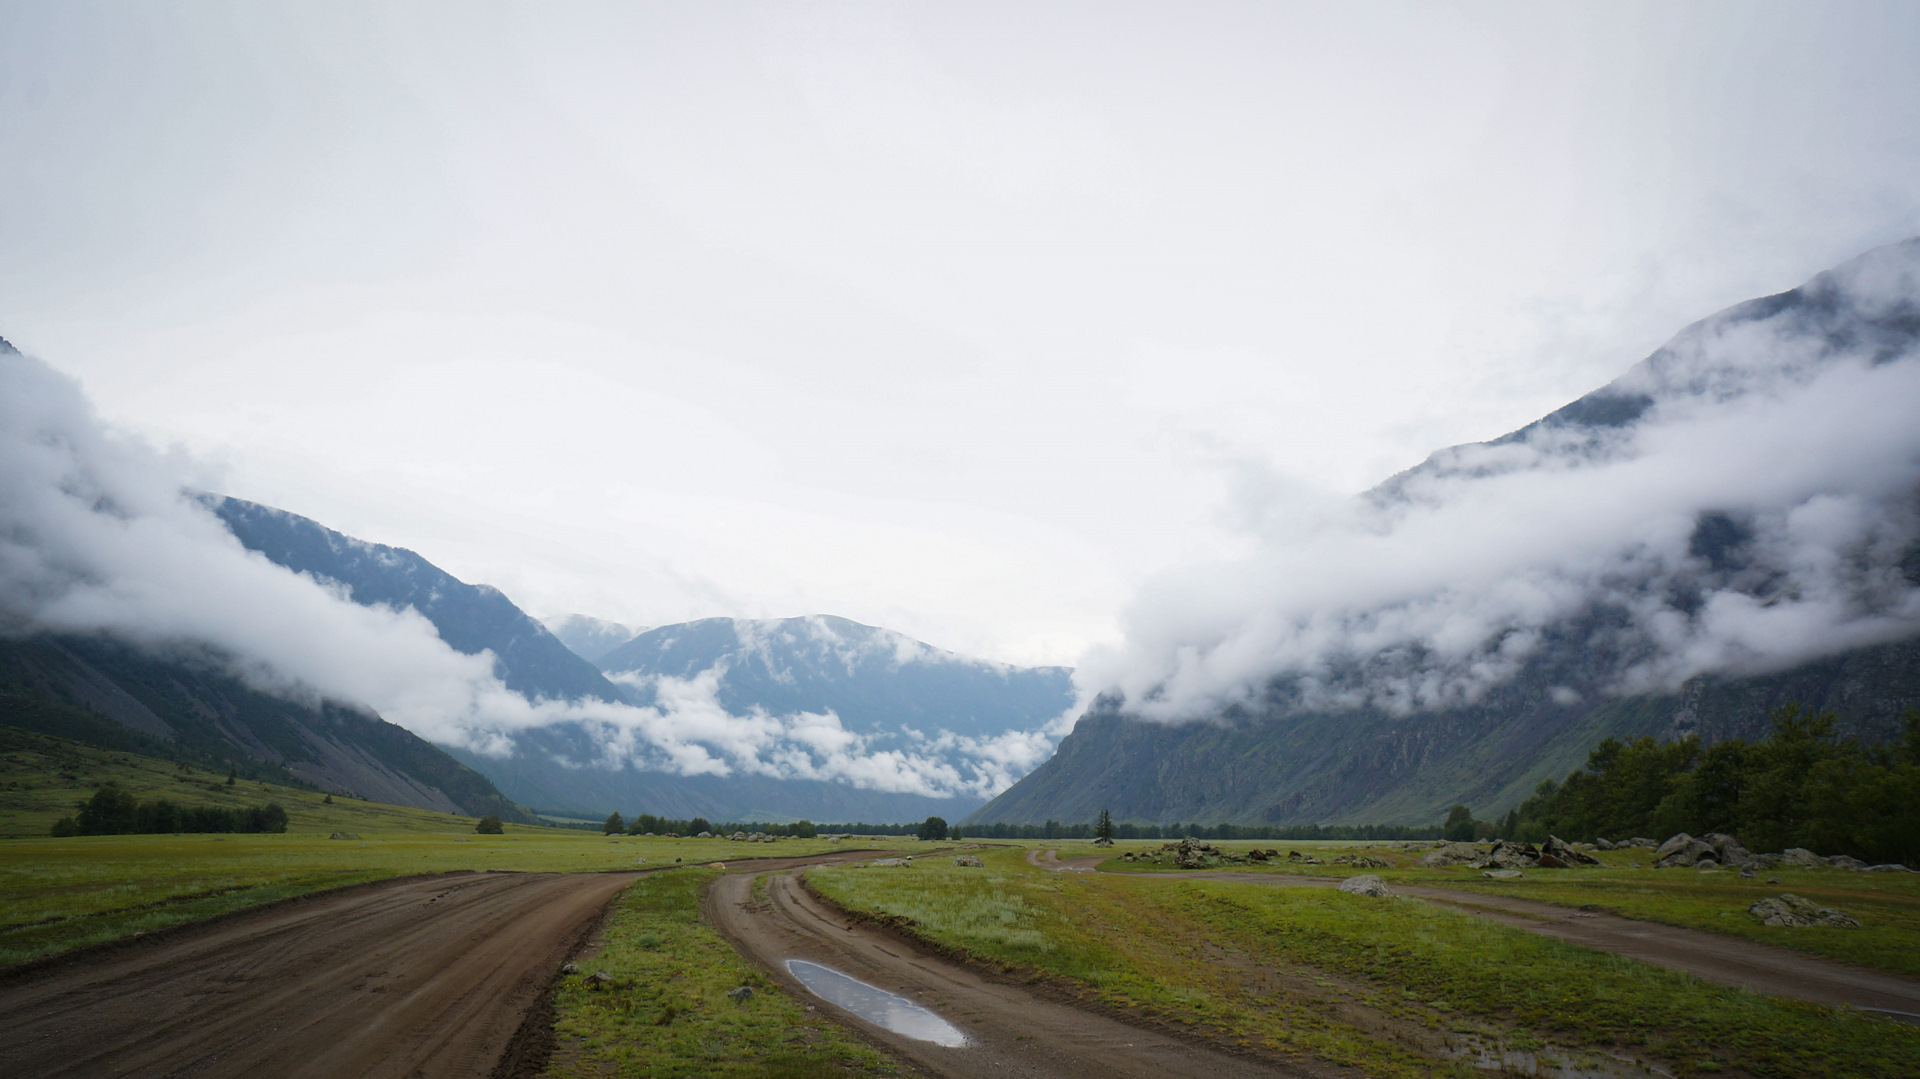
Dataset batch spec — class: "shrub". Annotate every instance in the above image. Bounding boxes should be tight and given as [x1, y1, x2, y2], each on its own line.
[476, 815, 504, 834]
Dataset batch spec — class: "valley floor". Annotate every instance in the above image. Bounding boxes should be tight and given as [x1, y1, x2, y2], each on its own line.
[6, 813, 1920, 1078]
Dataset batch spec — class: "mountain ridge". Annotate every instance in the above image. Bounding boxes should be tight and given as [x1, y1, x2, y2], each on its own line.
[970, 237, 1920, 828]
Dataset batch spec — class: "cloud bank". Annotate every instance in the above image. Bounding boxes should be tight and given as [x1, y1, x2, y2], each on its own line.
[0, 344, 1060, 798]
[1081, 239, 1920, 722]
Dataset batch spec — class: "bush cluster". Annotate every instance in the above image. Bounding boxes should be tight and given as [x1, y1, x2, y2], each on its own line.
[50, 782, 289, 836]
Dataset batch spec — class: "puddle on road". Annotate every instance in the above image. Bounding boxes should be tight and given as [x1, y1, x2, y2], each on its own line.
[784, 960, 968, 1047]
[1446, 1035, 1675, 1078]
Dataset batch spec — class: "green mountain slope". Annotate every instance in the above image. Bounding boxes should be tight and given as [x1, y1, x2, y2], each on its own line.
[0, 635, 531, 823]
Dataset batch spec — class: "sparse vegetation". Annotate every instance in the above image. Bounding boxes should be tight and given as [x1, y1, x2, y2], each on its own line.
[539, 870, 897, 1079]
[809, 844, 1920, 1078]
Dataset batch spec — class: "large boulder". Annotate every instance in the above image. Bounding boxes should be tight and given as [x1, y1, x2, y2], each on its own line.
[1654, 833, 1716, 868]
[1420, 842, 1484, 868]
[1749, 894, 1861, 929]
[1778, 847, 1822, 868]
[1336, 874, 1395, 898]
[1542, 836, 1602, 867]
[1485, 839, 1540, 869]
[1829, 854, 1867, 870]
[952, 856, 984, 867]
[1699, 833, 1756, 868]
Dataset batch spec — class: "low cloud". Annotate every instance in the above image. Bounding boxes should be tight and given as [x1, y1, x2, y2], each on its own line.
[0, 347, 1064, 798]
[1081, 239, 1920, 722]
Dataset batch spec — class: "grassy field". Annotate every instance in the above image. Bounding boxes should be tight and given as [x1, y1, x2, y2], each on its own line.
[1095, 837, 1920, 980]
[0, 727, 905, 968]
[809, 843, 1920, 1079]
[540, 870, 899, 1079]
[11, 726, 1920, 1079]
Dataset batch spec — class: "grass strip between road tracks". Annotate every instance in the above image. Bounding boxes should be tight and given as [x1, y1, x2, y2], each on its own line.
[539, 869, 899, 1079]
[808, 845, 1920, 1079]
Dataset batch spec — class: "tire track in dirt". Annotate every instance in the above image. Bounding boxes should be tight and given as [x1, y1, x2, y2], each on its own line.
[1030, 849, 1920, 1017]
[0, 870, 639, 1079]
[707, 859, 1341, 1079]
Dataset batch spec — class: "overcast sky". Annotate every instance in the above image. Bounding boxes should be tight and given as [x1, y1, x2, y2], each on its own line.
[4, 2, 1918, 667]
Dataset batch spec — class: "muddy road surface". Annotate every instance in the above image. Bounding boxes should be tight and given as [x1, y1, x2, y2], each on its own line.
[0, 870, 638, 1079]
[1031, 850, 1920, 1018]
[709, 860, 1334, 1079]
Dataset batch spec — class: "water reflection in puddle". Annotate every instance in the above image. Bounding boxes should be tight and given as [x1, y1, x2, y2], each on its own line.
[1450, 1037, 1674, 1078]
[785, 960, 968, 1047]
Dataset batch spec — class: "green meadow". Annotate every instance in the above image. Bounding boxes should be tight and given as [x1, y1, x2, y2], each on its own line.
[1095, 837, 1920, 980]
[9, 726, 1920, 1079]
[809, 842, 1920, 1079]
[0, 727, 895, 969]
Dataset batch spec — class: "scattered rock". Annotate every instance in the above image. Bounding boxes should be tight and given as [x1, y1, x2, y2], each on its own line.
[1483, 869, 1525, 880]
[1336, 874, 1395, 898]
[727, 986, 754, 1003]
[1594, 838, 1616, 850]
[1863, 864, 1913, 873]
[1696, 857, 1720, 871]
[869, 857, 913, 868]
[561, 962, 579, 974]
[1829, 855, 1867, 871]
[587, 971, 614, 986]
[1624, 837, 1658, 849]
[1420, 842, 1483, 868]
[1093, 836, 1114, 847]
[1542, 836, 1602, 867]
[696, 831, 713, 839]
[1653, 833, 1718, 868]
[1767, 877, 1781, 884]
[1749, 894, 1861, 929]
[1738, 867, 1756, 879]
[328, 832, 361, 840]
[952, 856, 984, 867]
[1778, 848, 1823, 868]
[707, 862, 726, 870]
[1331, 853, 1391, 868]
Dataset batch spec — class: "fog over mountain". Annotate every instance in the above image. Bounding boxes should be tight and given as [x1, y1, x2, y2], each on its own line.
[973, 237, 1920, 827]
[0, 344, 1077, 816]
[544, 615, 646, 665]
[1082, 238, 1920, 727]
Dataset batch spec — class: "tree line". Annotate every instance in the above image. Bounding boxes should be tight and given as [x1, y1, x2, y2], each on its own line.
[1456, 705, 1920, 865]
[50, 782, 289, 836]
[960, 819, 1446, 842]
[604, 812, 823, 838]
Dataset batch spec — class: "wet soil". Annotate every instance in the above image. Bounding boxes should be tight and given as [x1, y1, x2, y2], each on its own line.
[707, 859, 1343, 1078]
[0, 870, 639, 1079]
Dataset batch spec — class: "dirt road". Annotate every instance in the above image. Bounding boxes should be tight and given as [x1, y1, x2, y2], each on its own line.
[708, 861, 1333, 1079]
[0, 870, 638, 1079]
[1030, 850, 1920, 1018]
